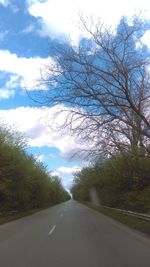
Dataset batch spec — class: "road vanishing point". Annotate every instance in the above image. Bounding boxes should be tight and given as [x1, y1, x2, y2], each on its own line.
[0, 200, 150, 267]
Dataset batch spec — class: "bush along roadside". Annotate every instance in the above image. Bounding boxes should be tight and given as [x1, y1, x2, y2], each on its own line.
[0, 123, 70, 224]
[71, 150, 150, 214]
[71, 148, 150, 236]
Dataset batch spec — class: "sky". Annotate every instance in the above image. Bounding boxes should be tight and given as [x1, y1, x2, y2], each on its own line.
[0, 0, 150, 190]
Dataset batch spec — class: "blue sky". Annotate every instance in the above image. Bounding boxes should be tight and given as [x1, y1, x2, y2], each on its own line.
[0, 0, 150, 189]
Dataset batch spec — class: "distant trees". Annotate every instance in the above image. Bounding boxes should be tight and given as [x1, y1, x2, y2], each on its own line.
[37, 15, 150, 159]
[0, 124, 70, 213]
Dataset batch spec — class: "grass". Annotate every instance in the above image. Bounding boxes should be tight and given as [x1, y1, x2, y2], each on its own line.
[82, 202, 150, 237]
[0, 205, 52, 225]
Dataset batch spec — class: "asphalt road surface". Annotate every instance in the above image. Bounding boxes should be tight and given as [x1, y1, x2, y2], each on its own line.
[0, 200, 150, 267]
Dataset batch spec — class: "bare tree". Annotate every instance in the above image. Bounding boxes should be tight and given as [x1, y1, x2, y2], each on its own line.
[36, 15, 150, 158]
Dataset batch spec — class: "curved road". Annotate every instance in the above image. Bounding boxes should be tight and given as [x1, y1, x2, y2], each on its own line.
[0, 200, 150, 267]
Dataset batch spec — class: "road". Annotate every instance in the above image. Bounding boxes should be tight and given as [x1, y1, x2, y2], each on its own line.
[0, 200, 150, 267]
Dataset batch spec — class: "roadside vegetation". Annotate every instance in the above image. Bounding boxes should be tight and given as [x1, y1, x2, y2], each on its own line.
[0, 123, 70, 224]
[71, 149, 150, 235]
[71, 150, 150, 214]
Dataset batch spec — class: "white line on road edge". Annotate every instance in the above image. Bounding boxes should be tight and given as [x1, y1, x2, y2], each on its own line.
[48, 225, 56, 235]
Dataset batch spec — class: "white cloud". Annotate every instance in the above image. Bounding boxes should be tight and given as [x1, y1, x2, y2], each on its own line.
[28, 0, 150, 43]
[0, 50, 54, 90]
[0, 105, 88, 156]
[34, 154, 45, 162]
[22, 24, 35, 34]
[0, 75, 20, 100]
[55, 166, 81, 175]
[0, 0, 9, 7]
[6, 75, 20, 88]
[141, 30, 150, 49]
[0, 88, 15, 99]
[52, 165, 81, 189]
[0, 0, 19, 12]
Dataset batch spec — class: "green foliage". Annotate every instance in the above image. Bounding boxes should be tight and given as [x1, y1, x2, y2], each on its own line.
[72, 150, 150, 213]
[50, 176, 71, 204]
[0, 124, 70, 213]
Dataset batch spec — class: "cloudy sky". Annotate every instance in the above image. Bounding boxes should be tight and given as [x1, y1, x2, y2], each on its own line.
[0, 0, 150, 189]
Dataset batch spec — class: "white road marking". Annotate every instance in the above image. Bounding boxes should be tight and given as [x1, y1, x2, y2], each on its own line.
[48, 225, 56, 235]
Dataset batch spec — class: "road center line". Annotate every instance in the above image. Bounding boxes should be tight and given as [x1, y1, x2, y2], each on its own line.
[48, 225, 56, 235]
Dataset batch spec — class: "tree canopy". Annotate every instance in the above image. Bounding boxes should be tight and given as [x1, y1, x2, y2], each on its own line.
[37, 15, 150, 159]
